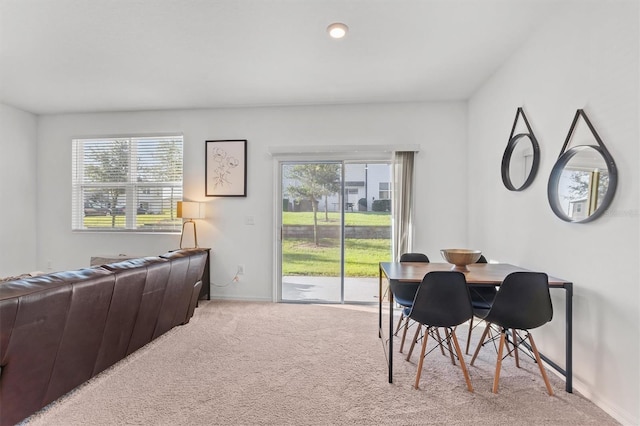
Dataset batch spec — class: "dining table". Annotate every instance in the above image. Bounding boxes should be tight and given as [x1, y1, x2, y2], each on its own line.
[378, 261, 574, 393]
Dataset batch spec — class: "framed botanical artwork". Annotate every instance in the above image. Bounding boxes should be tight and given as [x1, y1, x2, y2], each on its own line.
[205, 140, 247, 197]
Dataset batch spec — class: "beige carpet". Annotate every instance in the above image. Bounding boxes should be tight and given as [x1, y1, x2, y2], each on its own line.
[23, 301, 618, 425]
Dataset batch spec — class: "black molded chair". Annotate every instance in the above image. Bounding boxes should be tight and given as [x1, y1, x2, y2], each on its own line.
[391, 253, 430, 353]
[465, 255, 498, 354]
[399, 253, 430, 263]
[405, 271, 474, 392]
[469, 272, 554, 395]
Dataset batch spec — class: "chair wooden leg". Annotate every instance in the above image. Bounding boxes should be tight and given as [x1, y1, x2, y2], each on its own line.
[470, 322, 491, 366]
[435, 328, 446, 356]
[444, 328, 456, 365]
[406, 324, 422, 361]
[414, 327, 430, 389]
[399, 317, 410, 353]
[465, 316, 474, 355]
[450, 328, 473, 392]
[394, 312, 404, 335]
[528, 333, 554, 396]
[492, 330, 506, 393]
[512, 328, 520, 367]
[504, 333, 513, 357]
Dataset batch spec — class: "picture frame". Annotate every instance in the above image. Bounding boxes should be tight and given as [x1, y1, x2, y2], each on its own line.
[205, 140, 247, 197]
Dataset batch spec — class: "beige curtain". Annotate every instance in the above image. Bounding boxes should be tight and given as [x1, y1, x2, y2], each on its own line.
[392, 151, 415, 262]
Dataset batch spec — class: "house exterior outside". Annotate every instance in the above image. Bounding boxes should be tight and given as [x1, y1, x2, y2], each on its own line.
[283, 163, 392, 212]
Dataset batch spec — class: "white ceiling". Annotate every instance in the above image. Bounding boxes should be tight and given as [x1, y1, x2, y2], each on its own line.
[0, 0, 564, 115]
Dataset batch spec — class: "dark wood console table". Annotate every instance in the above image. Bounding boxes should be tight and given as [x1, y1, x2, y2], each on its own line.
[199, 248, 211, 300]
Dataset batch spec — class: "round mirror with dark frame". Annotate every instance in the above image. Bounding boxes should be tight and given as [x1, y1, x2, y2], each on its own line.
[501, 132, 540, 191]
[501, 107, 540, 191]
[547, 145, 617, 223]
[547, 110, 618, 223]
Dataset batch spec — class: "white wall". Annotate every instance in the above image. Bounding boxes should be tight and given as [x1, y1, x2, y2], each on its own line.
[0, 103, 38, 276]
[36, 102, 467, 300]
[468, 1, 639, 424]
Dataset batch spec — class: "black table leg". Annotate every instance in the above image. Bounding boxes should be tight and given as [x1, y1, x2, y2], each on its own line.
[378, 266, 394, 383]
[379, 266, 382, 338]
[388, 287, 394, 383]
[565, 283, 573, 393]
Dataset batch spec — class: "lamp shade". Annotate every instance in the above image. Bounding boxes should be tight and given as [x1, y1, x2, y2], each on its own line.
[177, 201, 205, 219]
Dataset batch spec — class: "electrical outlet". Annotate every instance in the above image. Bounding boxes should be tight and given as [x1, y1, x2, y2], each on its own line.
[237, 264, 245, 275]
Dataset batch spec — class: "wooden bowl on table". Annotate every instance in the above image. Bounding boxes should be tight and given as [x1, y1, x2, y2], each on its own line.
[440, 249, 482, 272]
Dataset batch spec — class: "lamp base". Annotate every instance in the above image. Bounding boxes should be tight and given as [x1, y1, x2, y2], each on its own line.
[180, 219, 198, 249]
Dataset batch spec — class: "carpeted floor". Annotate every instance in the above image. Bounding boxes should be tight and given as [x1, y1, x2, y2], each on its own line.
[23, 301, 619, 425]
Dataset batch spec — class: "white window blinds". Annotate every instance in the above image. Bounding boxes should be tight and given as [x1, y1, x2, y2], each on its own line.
[71, 135, 183, 232]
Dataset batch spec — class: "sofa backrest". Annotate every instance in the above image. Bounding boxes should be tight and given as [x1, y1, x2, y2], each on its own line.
[0, 248, 208, 426]
[125, 257, 171, 355]
[42, 269, 117, 406]
[92, 262, 148, 376]
[184, 250, 207, 322]
[160, 249, 208, 327]
[0, 268, 114, 425]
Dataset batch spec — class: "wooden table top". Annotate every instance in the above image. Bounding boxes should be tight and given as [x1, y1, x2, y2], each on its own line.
[379, 262, 571, 287]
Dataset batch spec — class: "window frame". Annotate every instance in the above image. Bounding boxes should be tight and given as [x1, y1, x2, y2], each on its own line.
[379, 181, 391, 200]
[71, 134, 184, 233]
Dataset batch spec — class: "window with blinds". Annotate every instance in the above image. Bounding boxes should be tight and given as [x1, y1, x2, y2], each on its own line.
[71, 135, 184, 232]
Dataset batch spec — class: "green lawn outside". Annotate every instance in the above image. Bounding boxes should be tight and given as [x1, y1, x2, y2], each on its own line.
[282, 238, 391, 277]
[83, 212, 180, 229]
[282, 212, 392, 277]
[282, 211, 390, 226]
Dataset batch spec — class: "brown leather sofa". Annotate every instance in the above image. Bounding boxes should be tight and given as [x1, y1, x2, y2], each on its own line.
[0, 248, 208, 426]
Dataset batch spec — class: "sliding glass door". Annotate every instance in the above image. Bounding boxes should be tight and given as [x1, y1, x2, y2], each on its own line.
[343, 162, 392, 303]
[279, 161, 391, 304]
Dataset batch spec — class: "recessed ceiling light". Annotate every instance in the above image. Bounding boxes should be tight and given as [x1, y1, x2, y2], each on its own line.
[327, 22, 348, 39]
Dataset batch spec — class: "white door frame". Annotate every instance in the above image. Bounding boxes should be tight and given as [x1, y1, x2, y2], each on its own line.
[270, 145, 408, 303]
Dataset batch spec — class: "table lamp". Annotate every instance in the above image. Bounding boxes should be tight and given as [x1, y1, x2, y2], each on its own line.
[177, 201, 205, 248]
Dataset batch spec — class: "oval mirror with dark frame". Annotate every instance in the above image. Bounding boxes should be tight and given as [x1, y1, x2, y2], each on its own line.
[501, 107, 540, 191]
[547, 109, 618, 223]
